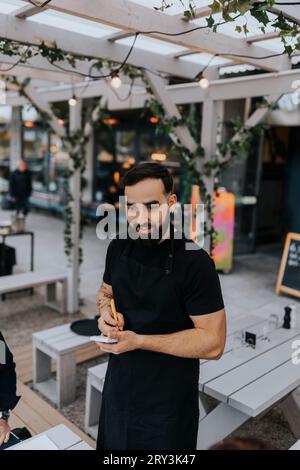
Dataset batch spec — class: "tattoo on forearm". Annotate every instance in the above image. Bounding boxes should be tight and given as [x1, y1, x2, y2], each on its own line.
[97, 283, 113, 311]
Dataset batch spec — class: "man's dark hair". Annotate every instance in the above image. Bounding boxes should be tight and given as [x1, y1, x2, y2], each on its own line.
[121, 162, 174, 194]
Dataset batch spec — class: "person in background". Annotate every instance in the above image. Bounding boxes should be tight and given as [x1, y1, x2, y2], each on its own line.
[9, 160, 32, 216]
[0, 331, 20, 447]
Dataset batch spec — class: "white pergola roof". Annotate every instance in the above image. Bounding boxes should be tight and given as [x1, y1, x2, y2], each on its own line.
[0, 0, 300, 108]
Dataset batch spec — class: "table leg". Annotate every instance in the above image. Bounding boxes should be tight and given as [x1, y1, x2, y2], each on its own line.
[46, 282, 57, 304]
[33, 345, 51, 385]
[199, 390, 216, 421]
[60, 279, 67, 314]
[30, 232, 34, 271]
[57, 353, 76, 408]
[196, 402, 249, 450]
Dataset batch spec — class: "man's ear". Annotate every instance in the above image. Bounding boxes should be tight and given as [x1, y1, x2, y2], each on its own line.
[168, 193, 177, 208]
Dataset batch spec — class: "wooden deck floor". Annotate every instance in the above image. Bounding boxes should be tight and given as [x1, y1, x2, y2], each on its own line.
[10, 340, 104, 448]
[11, 381, 96, 448]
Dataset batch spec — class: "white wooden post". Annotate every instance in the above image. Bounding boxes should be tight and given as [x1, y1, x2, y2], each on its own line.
[10, 106, 23, 171]
[200, 100, 224, 253]
[67, 99, 82, 314]
[82, 131, 94, 203]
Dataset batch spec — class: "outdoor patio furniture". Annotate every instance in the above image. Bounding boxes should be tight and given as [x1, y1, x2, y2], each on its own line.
[6, 424, 94, 450]
[0, 269, 67, 313]
[197, 313, 300, 449]
[83, 315, 267, 440]
[84, 362, 108, 439]
[33, 323, 102, 408]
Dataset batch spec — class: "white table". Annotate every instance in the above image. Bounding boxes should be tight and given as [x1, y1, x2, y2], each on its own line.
[197, 313, 300, 449]
[290, 439, 300, 450]
[6, 424, 94, 450]
[33, 323, 94, 407]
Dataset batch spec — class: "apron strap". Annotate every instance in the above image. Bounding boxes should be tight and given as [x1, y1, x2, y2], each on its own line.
[164, 216, 175, 276]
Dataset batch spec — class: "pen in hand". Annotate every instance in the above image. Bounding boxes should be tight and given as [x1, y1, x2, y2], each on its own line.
[110, 298, 122, 331]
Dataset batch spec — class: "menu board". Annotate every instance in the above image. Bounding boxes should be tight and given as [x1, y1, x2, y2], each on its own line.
[276, 233, 300, 299]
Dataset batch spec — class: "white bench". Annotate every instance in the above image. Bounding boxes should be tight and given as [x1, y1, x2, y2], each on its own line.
[7, 424, 94, 450]
[84, 362, 108, 439]
[33, 323, 98, 408]
[0, 269, 67, 314]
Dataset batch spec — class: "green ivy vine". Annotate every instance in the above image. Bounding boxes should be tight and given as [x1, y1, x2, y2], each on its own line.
[1, 35, 270, 261]
[157, 0, 300, 55]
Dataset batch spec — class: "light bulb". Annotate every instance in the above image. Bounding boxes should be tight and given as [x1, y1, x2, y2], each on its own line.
[198, 77, 209, 89]
[110, 74, 122, 89]
[68, 95, 77, 106]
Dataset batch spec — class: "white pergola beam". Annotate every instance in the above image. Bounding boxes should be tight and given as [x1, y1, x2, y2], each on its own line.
[221, 94, 282, 164]
[24, 83, 66, 137]
[13, 5, 44, 19]
[168, 69, 300, 104]
[268, 1, 300, 25]
[246, 32, 280, 43]
[21, 0, 290, 72]
[5, 67, 300, 110]
[105, 31, 135, 42]
[0, 13, 200, 80]
[172, 50, 197, 59]
[0, 56, 82, 83]
[179, 6, 212, 21]
[145, 71, 197, 153]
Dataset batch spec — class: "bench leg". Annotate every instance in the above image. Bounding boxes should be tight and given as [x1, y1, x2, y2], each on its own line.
[85, 379, 102, 438]
[46, 282, 57, 303]
[199, 390, 216, 421]
[60, 279, 67, 315]
[196, 402, 249, 450]
[57, 353, 76, 408]
[33, 345, 51, 385]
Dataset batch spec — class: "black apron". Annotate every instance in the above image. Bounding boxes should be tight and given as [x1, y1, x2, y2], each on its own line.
[97, 227, 199, 450]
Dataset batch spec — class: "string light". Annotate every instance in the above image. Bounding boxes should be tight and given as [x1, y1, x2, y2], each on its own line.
[198, 76, 210, 89]
[110, 72, 122, 89]
[68, 94, 77, 106]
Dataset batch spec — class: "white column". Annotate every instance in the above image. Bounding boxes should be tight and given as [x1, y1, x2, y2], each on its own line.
[67, 99, 82, 314]
[10, 106, 23, 171]
[200, 100, 224, 253]
[82, 131, 94, 203]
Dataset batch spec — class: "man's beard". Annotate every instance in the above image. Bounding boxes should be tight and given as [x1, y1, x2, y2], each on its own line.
[129, 221, 168, 247]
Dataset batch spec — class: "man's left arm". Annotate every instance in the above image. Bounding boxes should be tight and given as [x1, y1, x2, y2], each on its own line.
[99, 308, 226, 360]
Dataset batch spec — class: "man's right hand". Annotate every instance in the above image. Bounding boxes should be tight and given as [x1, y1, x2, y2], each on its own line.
[0, 419, 10, 446]
[98, 309, 125, 336]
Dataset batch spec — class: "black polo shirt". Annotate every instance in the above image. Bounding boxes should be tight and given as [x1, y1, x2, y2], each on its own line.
[103, 234, 224, 316]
